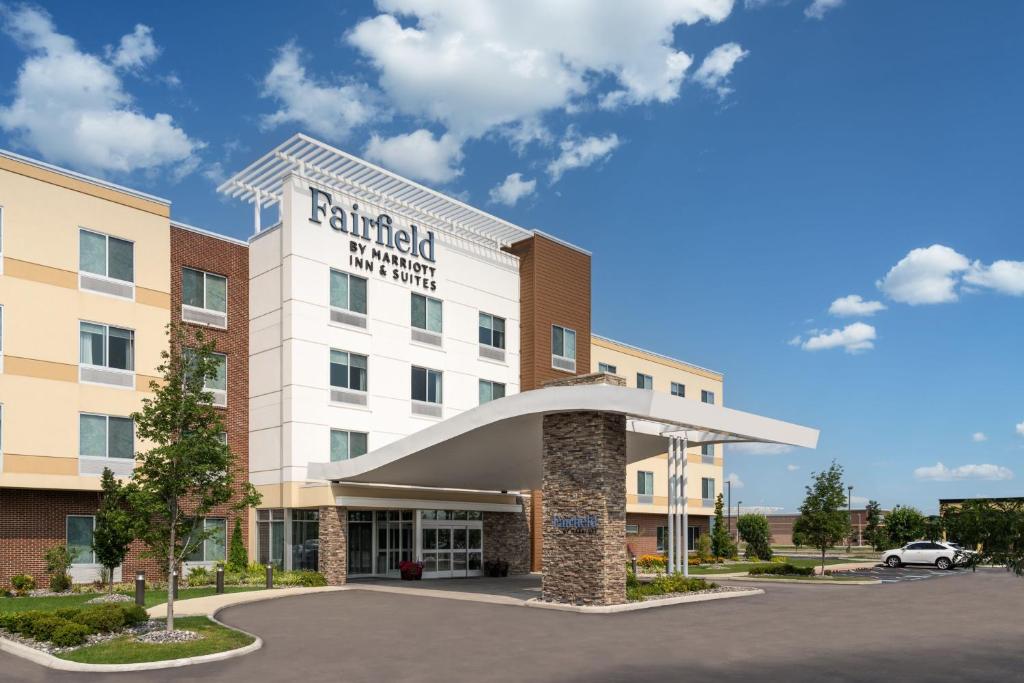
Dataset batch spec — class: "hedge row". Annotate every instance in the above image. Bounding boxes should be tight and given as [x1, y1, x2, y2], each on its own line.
[0, 604, 148, 647]
[626, 571, 714, 600]
[185, 565, 327, 588]
[747, 563, 816, 577]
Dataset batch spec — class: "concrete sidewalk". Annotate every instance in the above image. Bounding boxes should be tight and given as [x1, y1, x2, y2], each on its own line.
[147, 586, 345, 618]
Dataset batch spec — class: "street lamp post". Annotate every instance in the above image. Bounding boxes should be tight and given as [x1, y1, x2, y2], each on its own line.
[847, 485, 854, 552]
[725, 480, 732, 540]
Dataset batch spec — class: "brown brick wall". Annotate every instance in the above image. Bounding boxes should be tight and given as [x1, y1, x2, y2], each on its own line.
[625, 513, 710, 557]
[170, 226, 251, 559]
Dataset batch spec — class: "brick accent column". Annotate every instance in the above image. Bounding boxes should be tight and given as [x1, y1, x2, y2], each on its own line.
[318, 506, 348, 585]
[483, 495, 532, 575]
[541, 410, 628, 605]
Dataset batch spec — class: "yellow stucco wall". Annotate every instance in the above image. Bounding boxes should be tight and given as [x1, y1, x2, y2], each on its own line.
[0, 156, 170, 490]
[591, 335, 725, 515]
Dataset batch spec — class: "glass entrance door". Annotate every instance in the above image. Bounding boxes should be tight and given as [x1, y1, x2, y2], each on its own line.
[420, 516, 484, 579]
[375, 511, 413, 576]
[348, 511, 374, 575]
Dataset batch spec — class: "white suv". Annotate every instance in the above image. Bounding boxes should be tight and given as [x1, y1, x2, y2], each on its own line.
[882, 541, 962, 570]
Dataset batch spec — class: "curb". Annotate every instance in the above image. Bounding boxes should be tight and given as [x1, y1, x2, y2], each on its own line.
[0, 609, 262, 672]
[525, 588, 764, 613]
[720, 576, 881, 586]
[147, 585, 347, 618]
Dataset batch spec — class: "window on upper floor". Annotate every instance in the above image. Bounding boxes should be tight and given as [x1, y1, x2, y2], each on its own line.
[330, 270, 368, 318]
[79, 413, 134, 460]
[184, 349, 227, 406]
[331, 429, 368, 462]
[79, 229, 134, 298]
[182, 268, 227, 328]
[701, 443, 714, 458]
[411, 293, 443, 333]
[551, 325, 576, 372]
[637, 373, 653, 390]
[701, 390, 715, 404]
[479, 313, 506, 349]
[637, 471, 654, 496]
[79, 322, 134, 388]
[479, 379, 506, 405]
[671, 382, 685, 397]
[330, 350, 368, 392]
[67, 515, 96, 565]
[411, 366, 443, 405]
[598, 362, 617, 374]
[185, 518, 226, 563]
[702, 477, 716, 501]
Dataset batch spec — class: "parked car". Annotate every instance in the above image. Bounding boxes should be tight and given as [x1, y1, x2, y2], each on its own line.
[881, 541, 963, 569]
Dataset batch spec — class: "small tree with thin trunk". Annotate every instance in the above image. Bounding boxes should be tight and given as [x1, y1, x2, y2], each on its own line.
[793, 461, 850, 575]
[864, 499, 889, 551]
[131, 324, 260, 632]
[883, 505, 926, 547]
[710, 493, 735, 560]
[92, 467, 137, 593]
[736, 513, 773, 561]
[228, 518, 248, 572]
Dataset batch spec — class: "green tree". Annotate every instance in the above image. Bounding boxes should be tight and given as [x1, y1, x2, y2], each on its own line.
[44, 545, 73, 593]
[92, 468, 137, 593]
[883, 505, 926, 547]
[944, 499, 1024, 575]
[736, 513, 773, 561]
[864, 500, 889, 551]
[922, 515, 945, 542]
[710, 493, 735, 560]
[130, 325, 260, 632]
[792, 460, 851, 574]
[228, 518, 248, 571]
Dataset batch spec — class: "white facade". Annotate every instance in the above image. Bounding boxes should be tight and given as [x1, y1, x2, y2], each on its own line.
[249, 174, 521, 488]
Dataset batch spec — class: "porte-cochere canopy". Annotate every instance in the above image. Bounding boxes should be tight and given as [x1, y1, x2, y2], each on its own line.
[307, 383, 819, 492]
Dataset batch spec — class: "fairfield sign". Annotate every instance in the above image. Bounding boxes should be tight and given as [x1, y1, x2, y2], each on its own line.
[309, 186, 438, 291]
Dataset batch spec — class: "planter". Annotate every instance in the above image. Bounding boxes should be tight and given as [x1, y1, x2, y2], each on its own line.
[398, 561, 424, 581]
[484, 560, 509, 578]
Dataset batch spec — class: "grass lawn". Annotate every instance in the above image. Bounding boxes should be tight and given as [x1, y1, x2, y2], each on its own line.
[57, 616, 254, 664]
[689, 558, 850, 574]
[0, 586, 265, 613]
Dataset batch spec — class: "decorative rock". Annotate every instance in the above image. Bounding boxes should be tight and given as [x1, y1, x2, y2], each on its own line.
[86, 593, 134, 604]
[136, 629, 203, 645]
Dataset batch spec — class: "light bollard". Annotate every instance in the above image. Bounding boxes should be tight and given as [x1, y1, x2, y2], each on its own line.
[265, 564, 273, 589]
[216, 565, 225, 594]
[631, 555, 638, 576]
[134, 572, 145, 607]
[171, 570, 179, 600]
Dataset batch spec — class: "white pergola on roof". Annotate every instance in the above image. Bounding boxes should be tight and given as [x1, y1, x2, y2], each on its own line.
[217, 133, 533, 249]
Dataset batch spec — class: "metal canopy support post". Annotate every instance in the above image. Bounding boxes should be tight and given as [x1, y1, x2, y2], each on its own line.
[673, 436, 681, 573]
[681, 434, 689, 577]
[254, 189, 262, 234]
[667, 437, 675, 575]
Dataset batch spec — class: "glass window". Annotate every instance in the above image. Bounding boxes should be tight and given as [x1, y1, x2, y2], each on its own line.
[637, 471, 654, 495]
[701, 443, 714, 457]
[80, 414, 134, 459]
[702, 478, 715, 500]
[330, 350, 368, 391]
[330, 270, 367, 314]
[67, 515, 96, 565]
[79, 229, 133, 283]
[478, 313, 506, 349]
[598, 362, 617, 374]
[186, 518, 227, 562]
[701, 390, 715, 405]
[479, 380, 506, 404]
[671, 382, 685, 397]
[637, 373, 653, 390]
[182, 268, 227, 314]
[551, 325, 576, 360]
[411, 366, 443, 404]
[208, 353, 227, 392]
[330, 429, 368, 461]
[656, 526, 667, 553]
[79, 322, 134, 371]
[411, 294, 442, 333]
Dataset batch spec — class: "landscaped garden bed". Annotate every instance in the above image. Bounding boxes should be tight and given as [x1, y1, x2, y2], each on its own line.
[626, 571, 746, 602]
[57, 616, 254, 664]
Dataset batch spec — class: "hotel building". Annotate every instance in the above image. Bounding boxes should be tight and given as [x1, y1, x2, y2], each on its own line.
[1, 136, 815, 604]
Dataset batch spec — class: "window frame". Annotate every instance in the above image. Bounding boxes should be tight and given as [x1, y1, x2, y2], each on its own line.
[182, 267, 228, 315]
[67, 514, 97, 566]
[79, 228, 135, 284]
[79, 413, 134, 460]
[636, 373, 653, 390]
[637, 470, 654, 496]
[185, 517, 227, 563]
[79, 320, 135, 373]
[478, 379, 506, 405]
[671, 382, 685, 398]
[330, 429, 369, 462]
[701, 477, 716, 501]
[551, 324, 577, 371]
[411, 293, 443, 334]
[701, 443, 715, 458]
[329, 269, 368, 316]
[411, 365, 443, 405]
[329, 349, 369, 393]
[598, 362, 617, 374]
[478, 312, 506, 350]
[701, 390, 715, 405]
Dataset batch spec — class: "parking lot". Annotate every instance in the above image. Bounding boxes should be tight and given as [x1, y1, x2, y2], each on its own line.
[834, 564, 975, 583]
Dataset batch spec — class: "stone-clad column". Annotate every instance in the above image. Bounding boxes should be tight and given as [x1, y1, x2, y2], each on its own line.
[318, 506, 348, 585]
[541, 410, 627, 605]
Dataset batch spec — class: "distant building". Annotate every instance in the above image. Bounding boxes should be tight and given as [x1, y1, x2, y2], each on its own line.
[731, 509, 886, 547]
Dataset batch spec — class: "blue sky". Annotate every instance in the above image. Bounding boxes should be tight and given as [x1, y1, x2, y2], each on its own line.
[1, 1, 1021, 514]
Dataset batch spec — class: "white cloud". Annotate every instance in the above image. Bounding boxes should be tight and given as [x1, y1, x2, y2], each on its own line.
[800, 322, 876, 354]
[787, 335, 803, 346]
[260, 43, 380, 141]
[1017, 421, 1024, 437]
[727, 442, 795, 455]
[488, 173, 536, 207]
[805, 0, 844, 19]
[692, 42, 748, 97]
[828, 294, 886, 317]
[364, 129, 463, 184]
[972, 432, 988, 443]
[877, 245, 970, 305]
[726, 472, 744, 489]
[107, 24, 158, 71]
[786, 464, 800, 472]
[0, 6, 201, 176]
[964, 259, 1024, 297]
[547, 129, 620, 181]
[914, 462, 1014, 482]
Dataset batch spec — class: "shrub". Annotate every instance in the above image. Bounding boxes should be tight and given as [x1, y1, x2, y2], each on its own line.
[228, 519, 248, 572]
[10, 573, 36, 596]
[276, 570, 327, 587]
[696, 534, 713, 564]
[120, 604, 149, 626]
[53, 607, 84, 621]
[50, 622, 91, 647]
[627, 572, 715, 600]
[49, 573, 72, 593]
[748, 563, 815, 577]
[186, 566, 212, 586]
[28, 614, 66, 641]
[78, 604, 127, 633]
[636, 554, 666, 571]
[737, 514, 773, 561]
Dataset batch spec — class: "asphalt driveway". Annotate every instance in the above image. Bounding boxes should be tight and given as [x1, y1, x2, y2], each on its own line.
[3, 568, 1022, 683]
